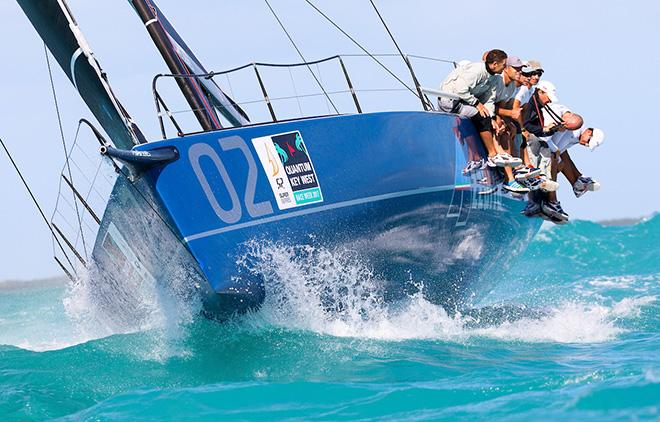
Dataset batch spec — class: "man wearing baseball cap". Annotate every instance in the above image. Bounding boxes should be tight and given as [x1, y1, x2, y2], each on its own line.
[555, 127, 605, 197]
[521, 79, 568, 221]
[493, 56, 534, 193]
[535, 80, 559, 103]
[521, 60, 544, 88]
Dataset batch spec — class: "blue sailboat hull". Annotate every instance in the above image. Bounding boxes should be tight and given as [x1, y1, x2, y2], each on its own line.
[91, 111, 541, 317]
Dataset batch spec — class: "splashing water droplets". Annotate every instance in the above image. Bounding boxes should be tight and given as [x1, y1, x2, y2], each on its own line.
[49, 246, 205, 358]
[235, 240, 639, 344]
[239, 241, 386, 333]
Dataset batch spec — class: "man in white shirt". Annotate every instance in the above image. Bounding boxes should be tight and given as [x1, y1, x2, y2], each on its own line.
[521, 80, 569, 221]
[553, 126, 605, 197]
[542, 103, 575, 152]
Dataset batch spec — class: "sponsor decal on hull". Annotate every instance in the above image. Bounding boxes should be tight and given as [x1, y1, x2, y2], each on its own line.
[252, 131, 323, 210]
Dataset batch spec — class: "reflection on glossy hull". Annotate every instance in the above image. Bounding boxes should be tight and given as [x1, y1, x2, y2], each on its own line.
[86, 111, 541, 320]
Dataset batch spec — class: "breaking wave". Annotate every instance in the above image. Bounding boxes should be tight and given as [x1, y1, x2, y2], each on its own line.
[0, 214, 657, 354]
[234, 238, 653, 344]
[1, 215, 658, 420]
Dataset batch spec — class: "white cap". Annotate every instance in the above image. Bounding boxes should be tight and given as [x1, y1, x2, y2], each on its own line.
[588, 128, 605, 150]
[536, 80, 559, 102]
[524, 60, 544, 72]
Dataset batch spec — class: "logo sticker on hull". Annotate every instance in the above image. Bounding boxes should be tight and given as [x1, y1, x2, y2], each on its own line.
[252, 131, 323, 210]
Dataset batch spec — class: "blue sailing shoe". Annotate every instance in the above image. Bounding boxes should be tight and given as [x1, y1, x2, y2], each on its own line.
[503, 180, 530, 193]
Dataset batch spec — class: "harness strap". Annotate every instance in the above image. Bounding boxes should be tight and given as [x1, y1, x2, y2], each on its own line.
[532, 94, 545, 127]
[543, 103, 565, 125]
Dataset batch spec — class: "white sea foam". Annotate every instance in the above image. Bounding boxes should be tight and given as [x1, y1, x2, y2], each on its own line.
[588, 275, 638, 289]
[533, 229, 553, 243]
[2, 251, 203, 356]
[59, 257, 202, 360]
[4, 237, 655, 352]
[610, 296, 656, 318]
[468, 301, 622, 343]
[562, 371, 604, 386]
[239, 241, 651, 344]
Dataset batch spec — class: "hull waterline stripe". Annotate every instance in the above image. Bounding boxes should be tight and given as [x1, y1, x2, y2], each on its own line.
[184, 184, 456, 242]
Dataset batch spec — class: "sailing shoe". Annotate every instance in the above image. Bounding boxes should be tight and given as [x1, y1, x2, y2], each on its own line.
[477, 185, 499, 196]
[550, 216, 569, 225]
[503, 180, 530, 193]
[573, 176, 601, 198]
[521, 175, 558, 192]
[522, 201, 542, 217]
[514, 165, 542, 181]
[541, 200, 569, 222]
[492, 168, 506, 185]
[521, 176, 543, 191]
[462, 159, 486, 175]
[488, 153, 523, 168]
[539, 213, 568, 225]
[539, 212, 569, 225]
[540, 179, 560, 193]
[522, 191, 543, 217]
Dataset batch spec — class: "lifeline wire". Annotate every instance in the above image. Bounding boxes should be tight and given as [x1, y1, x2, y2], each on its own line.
[76, 123, 192, 263]
[45, 44, 89, 259]
[0, 137, 76, 272]
[304, 0, 421, 100]
[75, 119, 191, 256]
[264, 0, 340, 114]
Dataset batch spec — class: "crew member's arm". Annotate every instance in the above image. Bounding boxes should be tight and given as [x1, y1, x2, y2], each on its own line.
[521, 102, 531, 140]
[452, 69, 489, 116]
[495, 101, 521, 120]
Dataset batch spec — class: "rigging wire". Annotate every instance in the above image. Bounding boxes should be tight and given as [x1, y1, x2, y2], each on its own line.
[368, 0, 429, 109]
[76, 123, 193, 262]
[263, 0, 340, 114]
[369, 0, 407, 70]
[304, 0, 421, 100]
[316, 63, 331, 115]
[70, 121, 194, 273]
[44, 44, 89, 259]
[287, 67, 305, 117]
[0, 137, 77, 274]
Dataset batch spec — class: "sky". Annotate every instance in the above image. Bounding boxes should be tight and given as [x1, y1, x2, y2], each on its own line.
[1, 0, 658, 280]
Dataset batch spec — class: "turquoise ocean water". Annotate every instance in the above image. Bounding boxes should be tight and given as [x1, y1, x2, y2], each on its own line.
[1, 215, 658, 420]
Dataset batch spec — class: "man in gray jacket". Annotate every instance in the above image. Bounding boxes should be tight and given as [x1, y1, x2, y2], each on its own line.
[438, 49, 515, 168]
